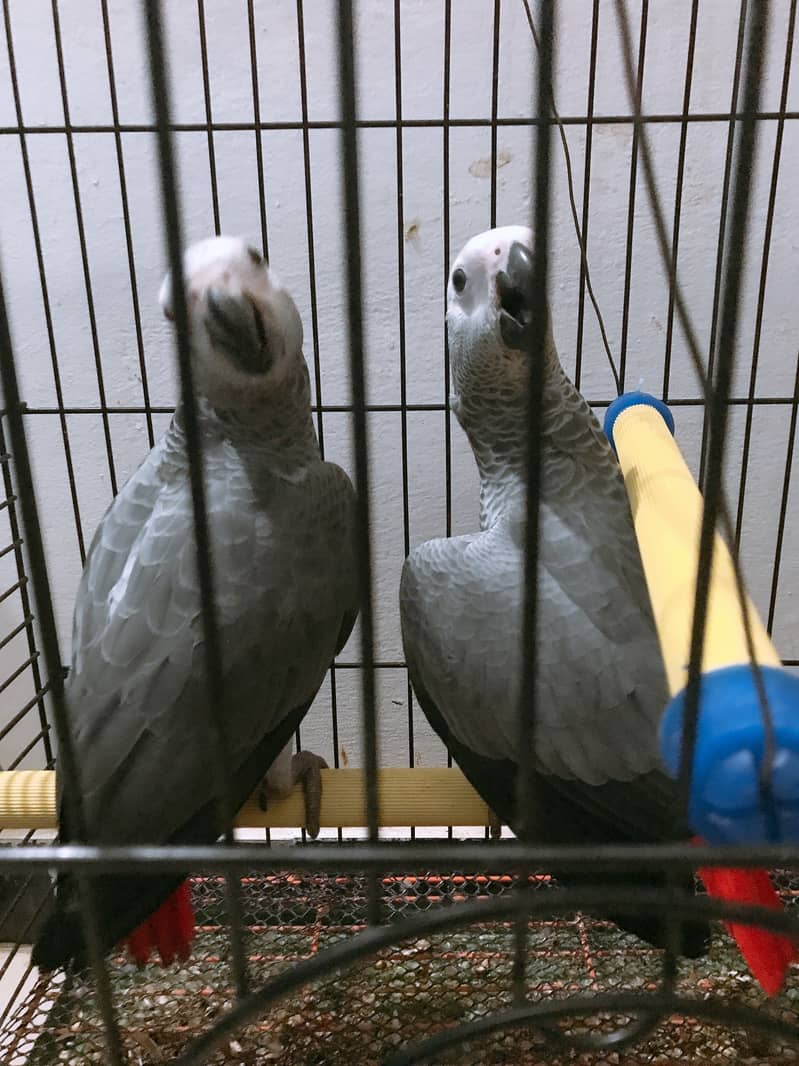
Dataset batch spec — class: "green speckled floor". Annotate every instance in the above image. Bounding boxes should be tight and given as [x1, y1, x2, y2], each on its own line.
[2, 867, 798, 1064]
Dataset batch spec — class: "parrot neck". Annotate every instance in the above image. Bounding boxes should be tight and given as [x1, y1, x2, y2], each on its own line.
[454, 352, 615, 530]
[180, 360, 321, 479]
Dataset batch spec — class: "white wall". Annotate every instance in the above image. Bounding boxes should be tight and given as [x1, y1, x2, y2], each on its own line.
[0, 0, 797, 772]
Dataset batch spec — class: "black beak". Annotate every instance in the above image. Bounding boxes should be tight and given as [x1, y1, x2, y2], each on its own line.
[495, 241, 542, 351]
[205, 288, 272, 375]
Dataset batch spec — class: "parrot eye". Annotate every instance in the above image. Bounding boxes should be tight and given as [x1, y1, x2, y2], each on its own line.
[452, 268, 467, 294]
[247, 246, 264, 266]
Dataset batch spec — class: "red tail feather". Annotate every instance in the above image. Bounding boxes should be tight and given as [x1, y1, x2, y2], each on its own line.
[123, 881, 195, 967]
[693, 839, 798, 996]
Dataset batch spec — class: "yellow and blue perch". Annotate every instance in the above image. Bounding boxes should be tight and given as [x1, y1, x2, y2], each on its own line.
[604, 392, 799, 845]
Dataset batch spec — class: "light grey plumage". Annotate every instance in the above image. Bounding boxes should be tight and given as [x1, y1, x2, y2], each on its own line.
[400, 225, 708, 953]
[34, 236, 358, 970]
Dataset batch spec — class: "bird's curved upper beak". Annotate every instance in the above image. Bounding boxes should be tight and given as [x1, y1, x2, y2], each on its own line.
[205, 287, 272, 375]
[495, 240, 536, 351]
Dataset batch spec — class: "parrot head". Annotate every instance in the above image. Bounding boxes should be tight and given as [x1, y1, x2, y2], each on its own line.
[159, 235, 304, 410]
[446, 225, 555, 403]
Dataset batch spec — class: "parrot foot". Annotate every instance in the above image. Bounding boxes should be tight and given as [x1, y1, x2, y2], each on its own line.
[290, 750, 328, 840]
[257, 749, 328, 840]
[488, 809, 503, 840]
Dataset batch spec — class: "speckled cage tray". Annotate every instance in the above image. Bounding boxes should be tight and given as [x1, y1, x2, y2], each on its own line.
[2, 863, 799, 1065]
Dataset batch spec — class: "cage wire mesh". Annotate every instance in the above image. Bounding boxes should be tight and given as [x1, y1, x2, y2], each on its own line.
[0, 0, 797, 1063]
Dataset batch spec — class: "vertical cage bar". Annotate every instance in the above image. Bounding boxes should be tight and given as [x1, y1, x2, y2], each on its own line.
[100, 0, 155, 448]
[573, 0, 600, 391]
[767, 348, 799, 635]
[674, 0, 770, 815]
[50, 0, 118, 497]
[335, 0, 380, 921]
[442, 0, 455, 826]
[0, 420, 51, 765]
[734, 0, 797, 547]
[246, 0, 270, 259]
[2, 0, 86, 562]
[392, 0, 416, 811]
[197, 0, 221, 236]
[442, 0, 453, 545]
[617, 0, 649, 392]
[295, 0, 342, 841]
[697, 0, 749, 487]
[661, 0, 699, 402]
[513, 0, 556, 1004]
[0, 268, 124, 1066]
[142, 0, 249, 997]
[489, 0, 501, 228]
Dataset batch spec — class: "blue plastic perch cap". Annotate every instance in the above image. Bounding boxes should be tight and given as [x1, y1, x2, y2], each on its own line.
[603, 391, 675, 455]
[660, 664, 799, 844]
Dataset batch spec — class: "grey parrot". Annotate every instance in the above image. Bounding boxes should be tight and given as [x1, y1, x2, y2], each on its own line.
[33, 236, 358, 971]
[399, 224, 712, 954]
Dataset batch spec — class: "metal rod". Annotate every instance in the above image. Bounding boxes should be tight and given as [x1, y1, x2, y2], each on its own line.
[49, 0, 118, 497]
[99, 0, 155, 447]
[697, 0, 749, 490]
[734, 0, 797, 547]
[1, 840, 799, 875]
[1, 0, 86, 561]
[573, 0, 600, 390]
[335, 0, 380, 924]
[661, 0, 700, 402]
[617, 0, 649, 391]
[513, 0, 556, 1008]
[142, 0, 249, 999]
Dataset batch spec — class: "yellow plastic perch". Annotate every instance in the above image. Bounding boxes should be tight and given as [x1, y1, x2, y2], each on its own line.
[604, 392, 799, 843]
[0, 767, 493, 832]
[607, 398, 780, 690]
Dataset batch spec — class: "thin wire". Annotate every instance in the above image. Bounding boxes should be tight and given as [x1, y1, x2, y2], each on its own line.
[196, 0, 221, 236]
[573, 0, 600, 391]
[1, 0, 86, 562]
[767, 348, 799, 635]
[4, 111, 799, 134]
[734, 0, 797, 547]
[697, 0, 749, 490]
[50, 0, 118, 497]
[662, 0, 700, 402]
[617, 0, 649, 391]
[335, 0, 381, 924]
[246, 0, 269, 259]
[519, 0, 620, 395]
[490, 0, 501, 229]
[99, 0, 155, 448]
[142, 0, 249, 998]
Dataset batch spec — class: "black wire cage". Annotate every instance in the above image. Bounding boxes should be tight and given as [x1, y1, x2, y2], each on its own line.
[0, 0, 798, 1063]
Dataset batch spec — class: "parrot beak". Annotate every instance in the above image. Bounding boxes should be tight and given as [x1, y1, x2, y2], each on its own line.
[495, 240, 536, 351]
[205, 287, 273, 376]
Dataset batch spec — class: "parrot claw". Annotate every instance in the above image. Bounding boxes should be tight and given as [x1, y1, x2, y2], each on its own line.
[291, 750, 328, 839]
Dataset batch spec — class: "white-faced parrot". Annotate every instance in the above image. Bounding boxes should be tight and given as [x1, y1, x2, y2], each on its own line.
[34, 236, 358, 970]
[400, 225, 794, 990]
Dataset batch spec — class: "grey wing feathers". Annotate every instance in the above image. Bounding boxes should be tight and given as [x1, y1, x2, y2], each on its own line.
[62, 428, 357, 848]
[400, 455, 679, 837]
